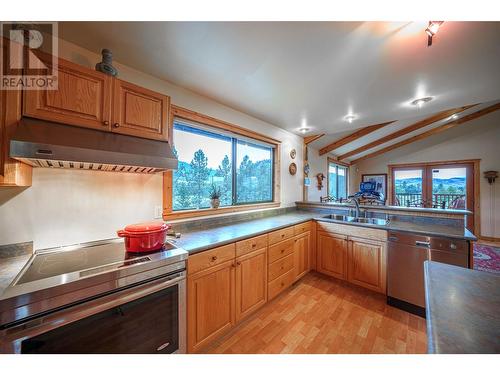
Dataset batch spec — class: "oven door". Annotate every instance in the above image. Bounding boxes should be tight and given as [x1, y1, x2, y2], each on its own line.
[1, 271, 186, 354]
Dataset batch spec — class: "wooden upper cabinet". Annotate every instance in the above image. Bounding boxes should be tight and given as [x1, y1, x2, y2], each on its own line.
[111, 79, 169, 141]
[23, 58, 112, 131]
[187, 259, 235, 353]
[235, 247, 267, 322]
[348, 238, 386, 294]
[317, 231, 348, 280]
[293, 232, 310, 282]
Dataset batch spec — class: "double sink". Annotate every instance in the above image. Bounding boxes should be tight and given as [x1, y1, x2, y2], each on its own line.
[321, 214, 389, 226]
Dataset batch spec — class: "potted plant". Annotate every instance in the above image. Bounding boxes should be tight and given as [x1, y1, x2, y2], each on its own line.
[209, 185, 222, 209]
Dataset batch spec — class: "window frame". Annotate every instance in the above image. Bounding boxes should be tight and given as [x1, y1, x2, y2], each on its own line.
[163, 105, 281, 220]
[327, 157, 349, 200]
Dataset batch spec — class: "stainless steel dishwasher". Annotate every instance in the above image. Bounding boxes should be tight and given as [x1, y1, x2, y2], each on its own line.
[387, 231, 469, 317]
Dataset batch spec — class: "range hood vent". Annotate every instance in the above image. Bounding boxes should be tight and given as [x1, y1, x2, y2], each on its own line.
[10, 118, 178, 174]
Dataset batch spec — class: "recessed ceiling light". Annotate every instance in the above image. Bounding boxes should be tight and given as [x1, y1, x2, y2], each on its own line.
[411, 96, 433, 108]
[298, 127, 311, 133]
[344, 114, 357, 123]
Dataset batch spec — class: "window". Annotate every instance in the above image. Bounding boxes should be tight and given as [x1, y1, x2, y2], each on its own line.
[328, 159, 348, 199]
[172, 119, 274, 211]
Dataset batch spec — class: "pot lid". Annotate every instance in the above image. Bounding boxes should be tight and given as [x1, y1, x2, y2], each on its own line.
[123, 221, 169, 233]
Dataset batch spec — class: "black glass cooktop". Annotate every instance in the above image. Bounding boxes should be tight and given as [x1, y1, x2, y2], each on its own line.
[16, 241, 177, 285]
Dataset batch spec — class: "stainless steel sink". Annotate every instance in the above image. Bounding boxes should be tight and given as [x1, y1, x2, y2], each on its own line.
[321, 214, 354, 222]
[320, 214, 389, 226]
[351, 217, 389, 226]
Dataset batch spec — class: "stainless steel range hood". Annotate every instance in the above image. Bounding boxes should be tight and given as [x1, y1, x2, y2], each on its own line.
[10, 118, 178, 174]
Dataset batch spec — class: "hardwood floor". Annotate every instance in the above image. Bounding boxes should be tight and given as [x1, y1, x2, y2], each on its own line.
[203, 272, 427, 354]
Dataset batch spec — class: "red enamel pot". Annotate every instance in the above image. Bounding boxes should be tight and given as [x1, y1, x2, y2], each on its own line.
[117, 221, 171, 253]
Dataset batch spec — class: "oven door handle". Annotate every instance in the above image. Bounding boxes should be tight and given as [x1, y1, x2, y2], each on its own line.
[1, 271, 185, 353]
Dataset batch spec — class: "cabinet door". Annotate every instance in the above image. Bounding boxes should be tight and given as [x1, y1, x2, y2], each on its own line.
[235, 247, 267, 322]
[23, 57, 112, 131]
[187, 260, 235, 353]
[348, 238, 386, 294]
[317, 231, 347, 280]
[111, 79, 169, 141]
[293, 232, 310, 281]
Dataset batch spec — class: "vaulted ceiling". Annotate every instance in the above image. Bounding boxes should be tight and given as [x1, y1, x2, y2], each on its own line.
[58, 21, 500, 161]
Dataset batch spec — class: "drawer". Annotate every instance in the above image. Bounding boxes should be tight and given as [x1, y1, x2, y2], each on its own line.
[188, 243, 236, 275]
[268, 238, 294, 264]
[294, 221, 311, 236]
[268, 253, 294, 281]
[236, 234, 268, 257]
[268, 269, 295, 300]
[268, 226, 295, 245]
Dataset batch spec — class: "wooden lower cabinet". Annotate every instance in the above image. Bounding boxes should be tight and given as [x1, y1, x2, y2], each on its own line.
[235, 247, 267, 322]
[347, 238, 386, 294]
[316, 231, 348, 280]
[187, 260, 235, 353]
[293, 232, 310, 281]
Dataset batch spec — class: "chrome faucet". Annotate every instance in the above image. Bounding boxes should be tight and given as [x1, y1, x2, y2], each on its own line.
[348, 196, 361, 218]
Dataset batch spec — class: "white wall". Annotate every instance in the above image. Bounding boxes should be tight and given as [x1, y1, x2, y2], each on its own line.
[0, 38, 303, 250]
[350, 111, 500, 238]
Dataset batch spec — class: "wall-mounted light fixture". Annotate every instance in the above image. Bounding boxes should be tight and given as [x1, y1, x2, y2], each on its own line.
[425, 21, 444, 46]
[484, 171, 498, 184]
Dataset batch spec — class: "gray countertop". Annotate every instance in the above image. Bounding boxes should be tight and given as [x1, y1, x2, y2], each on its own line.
[174, 212, 317, 253]
[174, 210, 475, 254]
[0, 209, 475, 296]
[424, 261, 500, 354]
[0, 254, 31, 296]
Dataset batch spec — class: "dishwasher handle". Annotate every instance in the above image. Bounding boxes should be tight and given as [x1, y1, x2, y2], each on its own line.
[415, 241, 430, 248]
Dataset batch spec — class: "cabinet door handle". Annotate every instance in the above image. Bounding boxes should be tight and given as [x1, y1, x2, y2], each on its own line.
[210, 255, 218, 262]
[252, 243, 256, 248]
[280, 249, 285, 253]
[113, 122, 120, 128]
[236, 261, 241, 266]
[103, 120, 109, 126]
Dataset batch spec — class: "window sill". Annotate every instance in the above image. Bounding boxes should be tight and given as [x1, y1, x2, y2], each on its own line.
[163, 202, 280, 221]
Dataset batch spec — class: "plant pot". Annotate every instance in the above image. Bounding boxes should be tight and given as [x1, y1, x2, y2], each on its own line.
[210, 198, 220, 209]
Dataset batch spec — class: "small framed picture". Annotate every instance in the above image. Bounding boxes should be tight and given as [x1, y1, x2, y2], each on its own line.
[361, 173, 387, 200]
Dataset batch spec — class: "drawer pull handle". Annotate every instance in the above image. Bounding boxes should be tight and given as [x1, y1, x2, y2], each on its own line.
[210, 256, 218, 262]
[236, 261, 241, 266]
[252, 244, 256, 248]
[103, 120, 109, 126]
[281, 282, 285, 287]
[113, 122, 120, 128]
[281, 234, 285, 238]
[281, 249, 285, 253]
[415, 241, 430, 248]
[280, 266, 284, 270]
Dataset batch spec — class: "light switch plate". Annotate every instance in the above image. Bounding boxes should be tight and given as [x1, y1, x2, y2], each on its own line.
[154, 205, 163, 219]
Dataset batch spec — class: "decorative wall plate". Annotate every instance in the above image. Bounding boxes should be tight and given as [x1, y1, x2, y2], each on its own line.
[289, 162, 297, 175]
[290, 148, 296, 159]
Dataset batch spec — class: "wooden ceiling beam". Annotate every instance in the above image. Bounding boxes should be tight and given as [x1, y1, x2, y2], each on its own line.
[318, 121, 395, 156]
[304, 133, 325, 145]
[350, 102, 500, 165]
[337, 104, 477, 161]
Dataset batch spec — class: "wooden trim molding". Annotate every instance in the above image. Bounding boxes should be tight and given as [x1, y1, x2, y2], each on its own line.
[304, 134, 325, 145]
[163, 105, 281, 220]
[341, 105, 476, 162]
[349, 103, 499, 165]
[319, 121, 395, 156]
[171, 105, 281, 146]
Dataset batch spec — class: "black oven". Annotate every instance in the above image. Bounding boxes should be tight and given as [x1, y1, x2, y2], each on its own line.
[1, 270, 186, 354]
